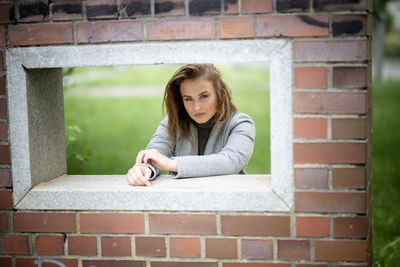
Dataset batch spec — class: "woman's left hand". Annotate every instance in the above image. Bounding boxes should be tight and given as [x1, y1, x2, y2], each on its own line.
[136, 149, 177, 172]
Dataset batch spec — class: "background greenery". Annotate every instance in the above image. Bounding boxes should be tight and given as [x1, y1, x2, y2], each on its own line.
[372, 80, 400, 266]
[63, 64, 270, 174]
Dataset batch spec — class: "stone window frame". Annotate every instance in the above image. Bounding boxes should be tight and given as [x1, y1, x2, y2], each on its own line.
[7, 40, 293, 211]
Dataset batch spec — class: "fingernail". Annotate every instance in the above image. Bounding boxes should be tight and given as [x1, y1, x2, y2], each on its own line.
[146, 182, 151, 186]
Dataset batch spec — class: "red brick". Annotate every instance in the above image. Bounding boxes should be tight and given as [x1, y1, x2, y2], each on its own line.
[80, 213, 144, 234]
[296, 216, 329, 237]
[153, 263, 217, 267]
[0, 258, 11, 267]
[295, 168, 328, 189]
[315, 240, 368, 261]
[9, 24, 73, 46]
[0, 3, 13, 24]
[83, 260, 145, 267]
[0, 168, 11, 187]
[332, 168, 366, 189]
[241, 239, 273, 260]
[149, 214, 216, 235]
[0, 212, 8, 232]
[120, 0, 151, 17]
[206, 238, 237, 259]
[0, 121, 7, 141]
[18, 1, 49, 22]
[224, 264, 290, 267]
[278, 240, 310, 260]
[221, 215, 290, 236]
[333, 15, 368, 37]
[313, 0, 367, 11]
[294, 40, 368, 62]
[332, 118, 368, 140]
[334, 216, 367, 238]
[0, 146, 10, 164]
[0, 190, 12, 209]
[0, 98, 7, 118]
[170, 237, 201, 258]
[155, 0, 184, 16]
[297, 265, 328, 267]
[334, 265, 367, 267]
[101, 236, 131, 256]
[16, 258, 78, 267]
[242, 0, 273, 13]
[294, 143, 366, 164]
[224, 0, 238, 14]
[189, 0, 220, 15]
[294, 118, 327, 139]
[0, 76, 5, 95]
[2, 235, 30, 254]
[68, 236, 97, 255]
[219, 17, 254, 39]
[36, 235, 64, 255]
[13, 213, 76, 233]
[0, 51, 3, 71]
[256, 15, 328, 37]
[295, 192, 366, 213]
[277, 0, 309, 12]
[52, 0, 82, 21]
[333, 67, 368, 88]
[294, 91, 367, 114]
[0, 26, 5, 46]
[86, 0, 117, 19]
[136, 236, 165, 257]
[147, 18, 215, 40]
[294, 67, 327, 88]
[76, 21, 143, 43]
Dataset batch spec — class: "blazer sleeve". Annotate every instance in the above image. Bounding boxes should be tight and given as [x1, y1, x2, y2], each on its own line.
[171, 114, 256, 178]
[144, 116, 175, 180]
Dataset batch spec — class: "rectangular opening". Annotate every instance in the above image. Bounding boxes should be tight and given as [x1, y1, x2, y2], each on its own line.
[63, 63, 270, 175]
[7, 40, 293, 211]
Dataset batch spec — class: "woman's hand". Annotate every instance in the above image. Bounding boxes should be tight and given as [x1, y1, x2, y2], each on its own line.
[136, 149, 177, 172]
[126, 165, 152, 186]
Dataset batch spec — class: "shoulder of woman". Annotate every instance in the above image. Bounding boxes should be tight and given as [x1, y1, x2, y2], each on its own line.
[229, 112, 255, 126]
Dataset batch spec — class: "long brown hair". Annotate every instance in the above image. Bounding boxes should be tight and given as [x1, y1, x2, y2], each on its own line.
[163, 64, 237, 144]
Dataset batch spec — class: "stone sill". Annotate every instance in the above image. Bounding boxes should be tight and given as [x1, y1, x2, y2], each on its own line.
[15, 174, 289, 211]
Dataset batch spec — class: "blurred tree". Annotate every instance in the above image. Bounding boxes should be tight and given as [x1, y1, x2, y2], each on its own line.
[373, 0, 391, 79]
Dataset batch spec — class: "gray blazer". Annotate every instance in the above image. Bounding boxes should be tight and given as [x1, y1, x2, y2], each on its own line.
[144, 112, 255, 179]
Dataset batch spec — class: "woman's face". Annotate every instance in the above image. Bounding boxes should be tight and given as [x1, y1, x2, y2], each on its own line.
[180, 77, 218, 124]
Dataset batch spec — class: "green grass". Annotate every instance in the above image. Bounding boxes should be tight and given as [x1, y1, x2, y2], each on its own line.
[64, 63, 270, 174]
[372, 80, 400, 266]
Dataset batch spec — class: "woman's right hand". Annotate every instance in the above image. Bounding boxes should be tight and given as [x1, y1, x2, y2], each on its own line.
[126, 164, 152, 186]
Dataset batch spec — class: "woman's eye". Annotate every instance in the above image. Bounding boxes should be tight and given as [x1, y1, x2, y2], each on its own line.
[184, 98, 192, 102]
[200, 95, 208, 99]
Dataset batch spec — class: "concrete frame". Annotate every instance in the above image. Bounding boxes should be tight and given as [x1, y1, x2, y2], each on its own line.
[7, 40, 293, 211]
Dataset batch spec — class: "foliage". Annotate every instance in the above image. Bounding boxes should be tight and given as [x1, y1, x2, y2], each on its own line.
[373, 80, 400, 266]
[65, 125, 91, 173]
[384, 31, 400, 59]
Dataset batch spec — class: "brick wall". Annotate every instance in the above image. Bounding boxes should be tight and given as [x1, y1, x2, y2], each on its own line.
[0, 0, 372, 266]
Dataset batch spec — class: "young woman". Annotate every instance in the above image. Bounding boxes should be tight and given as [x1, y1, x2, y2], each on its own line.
[126, 64, 255, 186]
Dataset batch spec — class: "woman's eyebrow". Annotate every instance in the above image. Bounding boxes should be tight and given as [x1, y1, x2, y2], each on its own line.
[198, 91, 209, 96]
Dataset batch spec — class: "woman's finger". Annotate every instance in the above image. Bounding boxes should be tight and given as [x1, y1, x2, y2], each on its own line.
[133, 166, 150, 186]
[136, 150, 146, 163]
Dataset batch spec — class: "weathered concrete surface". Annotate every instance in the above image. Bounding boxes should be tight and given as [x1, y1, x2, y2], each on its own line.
[15, 174, 291, 211]
[7, 40, 293, 209]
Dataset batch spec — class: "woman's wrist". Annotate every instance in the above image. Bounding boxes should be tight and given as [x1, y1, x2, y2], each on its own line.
[169, 158, 178, 172]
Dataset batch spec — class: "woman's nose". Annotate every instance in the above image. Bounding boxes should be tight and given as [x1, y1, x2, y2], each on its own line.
[194, 101, 201, 111]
